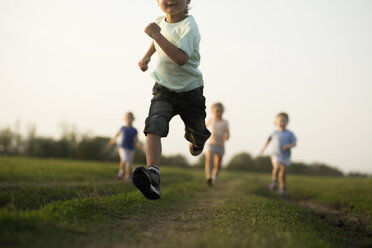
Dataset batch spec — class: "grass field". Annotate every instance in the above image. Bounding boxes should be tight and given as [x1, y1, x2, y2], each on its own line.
[0, 156, 371, 248]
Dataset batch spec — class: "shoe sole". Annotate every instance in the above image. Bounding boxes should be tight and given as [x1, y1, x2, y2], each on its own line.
[132, 167, 160, 200]
[189, 144, 203, 156]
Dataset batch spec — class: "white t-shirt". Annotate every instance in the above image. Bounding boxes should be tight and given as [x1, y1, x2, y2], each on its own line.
[206, 118, 229, 147]
[151, 15, 204, 93]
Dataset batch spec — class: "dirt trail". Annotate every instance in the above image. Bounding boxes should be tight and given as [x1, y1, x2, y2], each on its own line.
[111, 177, 371, 248]
[160, 175, 243, 226]
[283, 194, 371, 237]
[111, 176, 245, 248]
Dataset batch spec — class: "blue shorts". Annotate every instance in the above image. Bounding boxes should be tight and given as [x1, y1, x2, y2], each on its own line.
[271, 155, 291, 166]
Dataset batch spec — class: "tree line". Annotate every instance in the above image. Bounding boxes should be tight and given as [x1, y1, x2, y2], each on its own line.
[0, 125, 367, 177]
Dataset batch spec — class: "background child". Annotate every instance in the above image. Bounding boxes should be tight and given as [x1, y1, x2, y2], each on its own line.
[133, 0, 210, 200]
[260, 112, 297, 195]
[110, 112, 142, 182]
[205, 102, 229, 186]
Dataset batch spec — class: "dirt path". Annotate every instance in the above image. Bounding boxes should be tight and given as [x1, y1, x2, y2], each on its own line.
[149, 175, 243, 230]
[110, 175, 244, 248]
[285, 196, 370, 237]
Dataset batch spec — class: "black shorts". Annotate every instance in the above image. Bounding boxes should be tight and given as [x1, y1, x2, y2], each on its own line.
[144, 83, 211, 148]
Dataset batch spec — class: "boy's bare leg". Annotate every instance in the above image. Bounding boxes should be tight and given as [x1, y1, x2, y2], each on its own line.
[116, 161, 125, 179]
[132, 133, 161, 200]
[205, 151, 212, 179]
[271, 160, 279, 182]
[125, 162, 130, 175]
[124, 162, 131, 181]
[212, 154, 222, 183]
[278, 164, 287, 189]
[269, 158, 280, 190]
[119, 161, 125, 172]
[146, 133, 161, 167]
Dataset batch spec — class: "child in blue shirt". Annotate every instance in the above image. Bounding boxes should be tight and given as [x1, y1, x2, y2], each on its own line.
[110, 112, 142, 182]
[260, 112, 297, 195]
[133, 0, 210, 200]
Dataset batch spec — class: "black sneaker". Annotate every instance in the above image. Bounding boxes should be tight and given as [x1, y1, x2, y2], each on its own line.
[269, 181, 277, 191]
[279, 187, 288, 196]
[132, 166, 160, 200]
[189, 143, 204, 156]
[206, 178, 212, 186]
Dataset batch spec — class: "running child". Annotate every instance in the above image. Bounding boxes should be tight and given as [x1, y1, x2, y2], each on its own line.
[260, 112, 297, 195]
[110, 112, 142, 182]
[205, 102, 229, 186]
[133, 0, 210, 199]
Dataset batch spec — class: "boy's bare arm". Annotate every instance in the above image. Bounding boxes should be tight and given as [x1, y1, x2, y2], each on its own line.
[282, 143, 296, 150]
[109, 130, 121, 145]
[144, 22, 189, 66]
[260, 140, 270, 155]
[224, 129, 230, 141]
[135, 135, 143, 150]
[138, 42, 156, 72]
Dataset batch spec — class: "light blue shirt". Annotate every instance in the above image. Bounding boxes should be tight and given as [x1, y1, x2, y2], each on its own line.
[151, 15, 204, 92]
[268, 129, 297, 159]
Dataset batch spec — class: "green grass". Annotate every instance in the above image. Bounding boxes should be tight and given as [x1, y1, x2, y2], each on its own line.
[0, 156, 371, 248]
[288, 176, 372, 216]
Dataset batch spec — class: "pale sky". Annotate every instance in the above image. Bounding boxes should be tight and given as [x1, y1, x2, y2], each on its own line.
[1, 0, 371, 174]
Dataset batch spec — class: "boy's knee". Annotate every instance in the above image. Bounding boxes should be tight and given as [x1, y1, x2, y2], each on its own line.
[279, 167, 286, 176]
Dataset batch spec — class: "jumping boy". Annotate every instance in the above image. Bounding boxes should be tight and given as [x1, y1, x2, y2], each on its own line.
[133, 0, 210, 199]
[260, 112, 297, 195]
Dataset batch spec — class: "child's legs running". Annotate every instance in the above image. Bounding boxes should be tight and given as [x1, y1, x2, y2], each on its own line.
[271, 157, 280, 182]
[124, 162, 130, 176]
[123, 149, 135, 177]
[212, 153, 223, 181]
[119, 161, 125, 171]
[144, 87, 177, 168]
[179, 88, 210, 149]
[278, 164, 287, 189]
[182, 116, 210, 149]
[118, 148, 125, 173]
[146, 134, 162, 167]
[205, 150, 213, 179]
